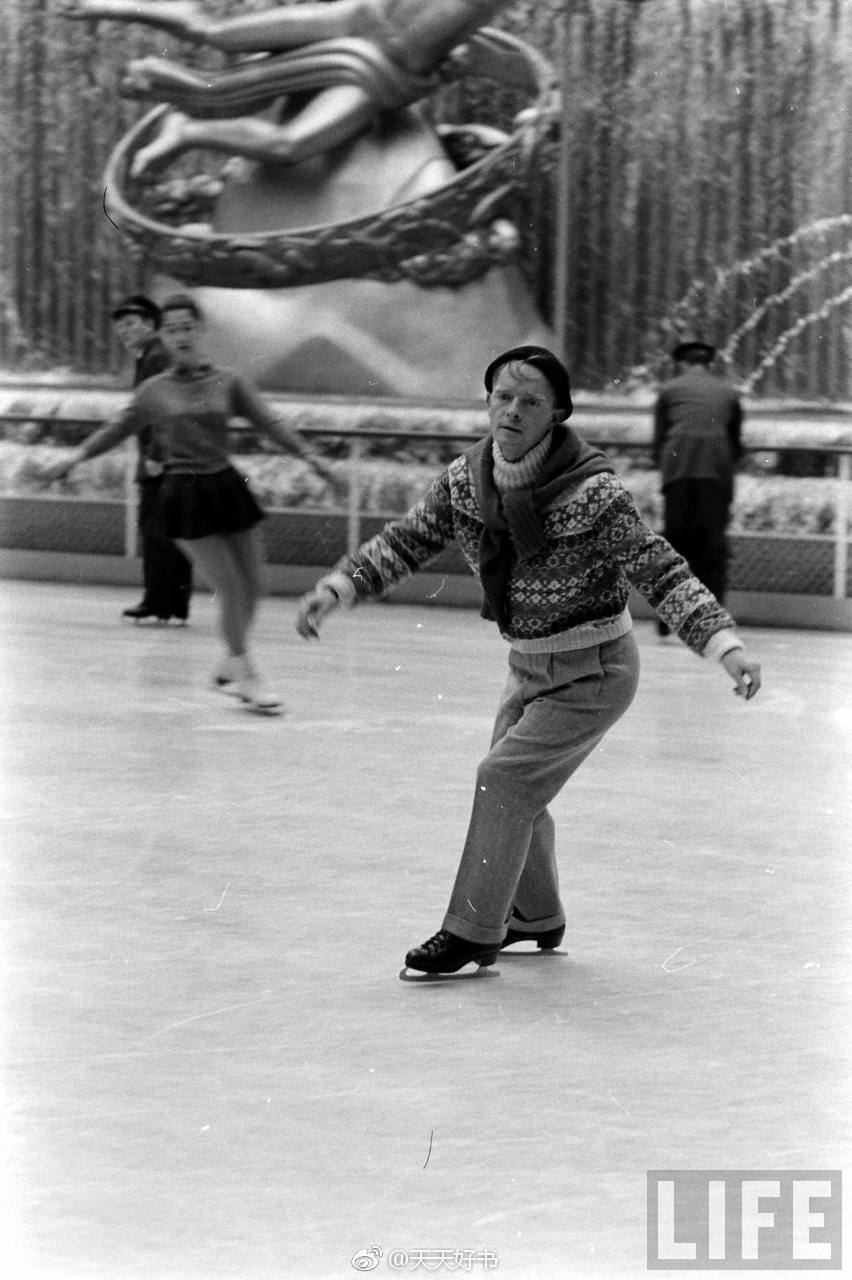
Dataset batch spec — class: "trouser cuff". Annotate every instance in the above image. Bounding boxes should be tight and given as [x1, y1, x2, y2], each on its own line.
[442, 911, 506, 947]
[508, 909, 565, 933]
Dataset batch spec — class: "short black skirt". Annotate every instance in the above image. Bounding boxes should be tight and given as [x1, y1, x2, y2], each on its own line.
[159, 465, 265, 541]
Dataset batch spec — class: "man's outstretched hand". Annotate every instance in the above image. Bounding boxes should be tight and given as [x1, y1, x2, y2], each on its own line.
[295, 586, 339, 640]
[722, 648, 762, 700]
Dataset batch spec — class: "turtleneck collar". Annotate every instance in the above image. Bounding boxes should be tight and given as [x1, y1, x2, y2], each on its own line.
[467, 424, 614, 631]
[491, 431, 553, 492]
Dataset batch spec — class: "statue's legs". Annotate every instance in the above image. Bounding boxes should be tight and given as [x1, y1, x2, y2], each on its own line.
[130, 84, 376, 175]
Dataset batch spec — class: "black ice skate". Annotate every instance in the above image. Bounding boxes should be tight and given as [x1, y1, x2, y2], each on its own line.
[501, 923, 565, 951]
[500, 906, 565, 952]
[400, 929, 499, 982]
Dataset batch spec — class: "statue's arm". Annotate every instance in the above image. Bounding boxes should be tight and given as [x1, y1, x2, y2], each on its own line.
[62, 0, 363, 53]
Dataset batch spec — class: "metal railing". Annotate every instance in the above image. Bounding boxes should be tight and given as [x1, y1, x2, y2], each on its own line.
[1, 415, 850, 600]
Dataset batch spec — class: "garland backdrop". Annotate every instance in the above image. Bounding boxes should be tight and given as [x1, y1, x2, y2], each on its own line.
[0, 0, 849, 396]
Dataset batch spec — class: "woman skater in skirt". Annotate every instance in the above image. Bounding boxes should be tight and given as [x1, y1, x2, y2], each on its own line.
[42, 293, 337, 714]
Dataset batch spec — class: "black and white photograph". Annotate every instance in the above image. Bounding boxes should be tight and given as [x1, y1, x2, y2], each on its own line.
[1, 2, 849, 1278]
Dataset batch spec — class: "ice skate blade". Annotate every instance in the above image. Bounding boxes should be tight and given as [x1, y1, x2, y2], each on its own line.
[398, 963, 499, 983]
[212, 680, 241, 698]
[234, 684, 284, 715]
[499, 945, 564, 956]
[241, 699, 284, 716]
[211, 682, 283, 712]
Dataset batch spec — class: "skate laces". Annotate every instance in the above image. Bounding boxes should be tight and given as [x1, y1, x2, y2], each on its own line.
[419, 930, 453, 953]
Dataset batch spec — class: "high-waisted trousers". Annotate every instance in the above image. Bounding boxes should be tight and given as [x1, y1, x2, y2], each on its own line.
[442, 631, 640, 946]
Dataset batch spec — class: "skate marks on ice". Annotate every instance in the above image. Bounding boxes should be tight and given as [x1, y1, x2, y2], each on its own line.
[2, 585, 851, 1280]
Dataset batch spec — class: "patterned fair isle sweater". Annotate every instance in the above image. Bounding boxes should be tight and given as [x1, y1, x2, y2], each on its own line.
[319, 445, 742, 661]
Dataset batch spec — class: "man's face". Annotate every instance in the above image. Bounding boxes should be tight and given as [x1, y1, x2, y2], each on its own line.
[160, 308, 202, 369]
[114, 313, 155, 354]
[487, 361, 558, 462]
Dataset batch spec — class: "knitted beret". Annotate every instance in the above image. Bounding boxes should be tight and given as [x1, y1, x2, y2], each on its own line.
[484, 345, 573, 420]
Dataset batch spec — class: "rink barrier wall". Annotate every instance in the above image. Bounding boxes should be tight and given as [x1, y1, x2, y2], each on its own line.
[2, 546, 850, 631]
[1, 502, 850, 631]
[0, 403, 850, 630]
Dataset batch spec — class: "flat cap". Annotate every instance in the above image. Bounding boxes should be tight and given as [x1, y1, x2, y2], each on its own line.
[112, 294, 161, 328]
[672, 340, 716, 363]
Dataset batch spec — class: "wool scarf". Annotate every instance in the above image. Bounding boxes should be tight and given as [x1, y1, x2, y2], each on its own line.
[466, 424, 614, 630]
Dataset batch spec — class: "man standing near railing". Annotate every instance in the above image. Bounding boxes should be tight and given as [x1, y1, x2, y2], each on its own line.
[112, 294, 193, 624]
[653, 340, 744, 637]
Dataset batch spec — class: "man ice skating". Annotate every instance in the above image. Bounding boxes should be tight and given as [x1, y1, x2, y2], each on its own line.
[295, 346, 762, 978]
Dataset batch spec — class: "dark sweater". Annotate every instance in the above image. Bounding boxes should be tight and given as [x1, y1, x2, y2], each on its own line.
[131, 335, 170, 483]
[78, 365, 286, 476]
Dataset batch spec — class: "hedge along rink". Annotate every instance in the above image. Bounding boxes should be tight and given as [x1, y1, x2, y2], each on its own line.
[0, 440, 844, 537]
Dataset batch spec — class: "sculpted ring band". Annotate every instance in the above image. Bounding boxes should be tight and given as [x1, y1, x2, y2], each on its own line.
[102, 29, 557, 290]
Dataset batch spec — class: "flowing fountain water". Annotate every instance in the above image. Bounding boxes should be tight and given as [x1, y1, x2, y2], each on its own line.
[657, 215, 852, 395]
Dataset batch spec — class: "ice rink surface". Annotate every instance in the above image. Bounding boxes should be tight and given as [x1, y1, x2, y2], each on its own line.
[1, 580, 849, 1280]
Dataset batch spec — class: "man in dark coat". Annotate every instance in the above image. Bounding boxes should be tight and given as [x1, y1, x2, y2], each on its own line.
[653, 340, 743, 634]
[112, 295, 193, 622]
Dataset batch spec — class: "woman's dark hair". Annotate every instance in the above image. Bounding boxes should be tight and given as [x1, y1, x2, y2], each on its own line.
[160, 293, 204, 322]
